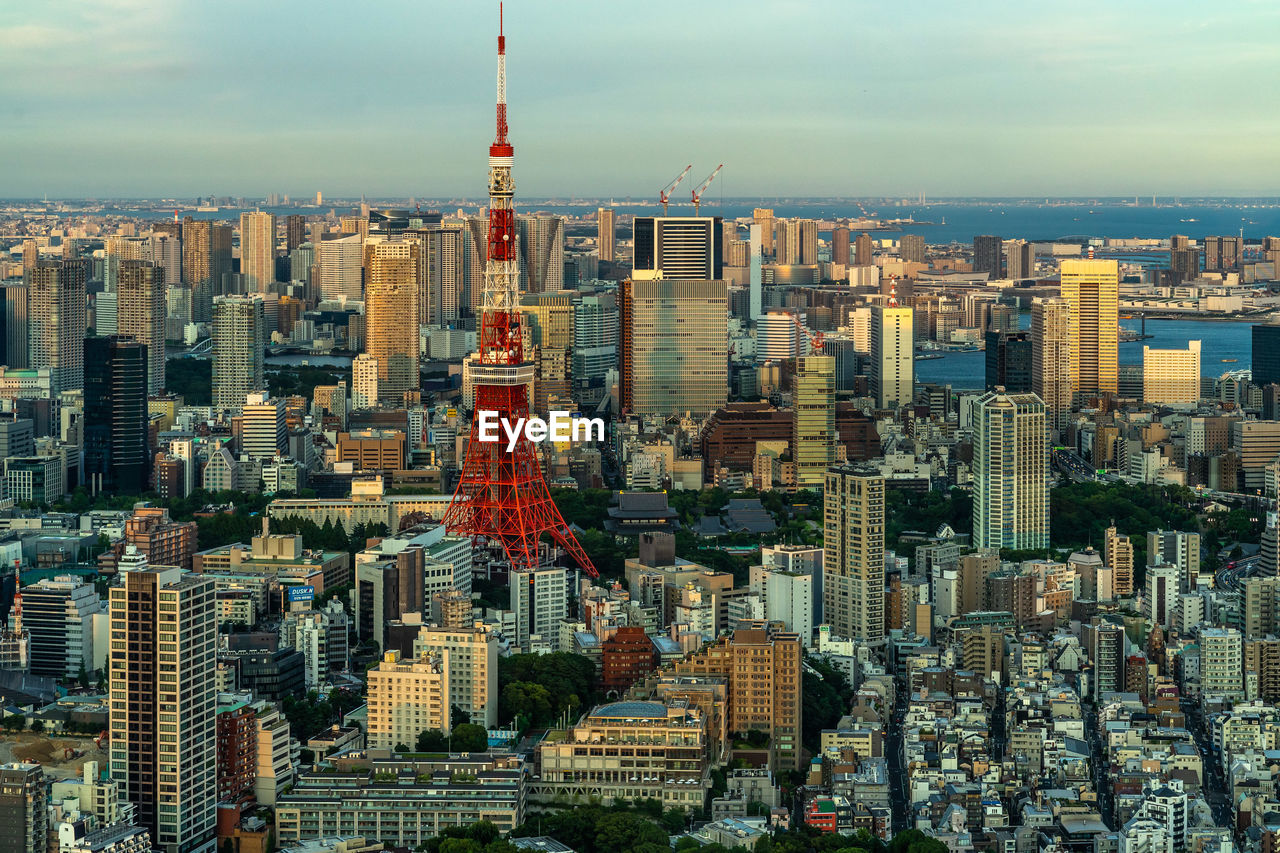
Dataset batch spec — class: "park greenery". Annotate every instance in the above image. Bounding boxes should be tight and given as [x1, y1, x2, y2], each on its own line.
[164, 356, 344, 406]
[280, 687, 365, 743]
[802, 655, 856, 753]
[498, 652, 598, 730]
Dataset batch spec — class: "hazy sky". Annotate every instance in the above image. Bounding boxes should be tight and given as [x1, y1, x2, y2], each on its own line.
[2, 0, 1278, 199]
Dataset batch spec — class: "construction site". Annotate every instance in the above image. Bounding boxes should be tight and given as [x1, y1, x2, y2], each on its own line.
[0, 730, 107, 779]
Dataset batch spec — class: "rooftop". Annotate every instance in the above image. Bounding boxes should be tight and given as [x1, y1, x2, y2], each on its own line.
[593, 701, 667, 719]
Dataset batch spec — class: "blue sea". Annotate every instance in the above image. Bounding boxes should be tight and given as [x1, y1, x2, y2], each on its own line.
[64, 198, 1278, 391]
[70, 198, 1280, 246]
[916, 317, 1255, 390]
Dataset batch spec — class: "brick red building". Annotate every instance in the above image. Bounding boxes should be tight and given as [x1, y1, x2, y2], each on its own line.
[125, 505, 199, 571]
[600, 626, 657, 693]
[217, 698, 257, 802]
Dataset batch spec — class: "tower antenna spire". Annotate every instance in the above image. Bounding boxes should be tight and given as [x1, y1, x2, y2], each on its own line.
[495, 2, 508, 146]
[444, 1, 596, 578]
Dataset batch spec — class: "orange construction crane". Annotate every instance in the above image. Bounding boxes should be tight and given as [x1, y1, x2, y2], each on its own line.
[659, 165, 692, 215]
[691, 164, 723, 215]
[791, 312, 824, 353]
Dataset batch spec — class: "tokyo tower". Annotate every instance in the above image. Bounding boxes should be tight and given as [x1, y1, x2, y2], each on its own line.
[443, 4, 597, 578]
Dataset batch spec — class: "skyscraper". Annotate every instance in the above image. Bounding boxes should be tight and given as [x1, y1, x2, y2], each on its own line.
[900, 234, 925, 264]
[316, 234, 364, 302]
[364, 240, 421, 402]
[757, 311, 800, 362]
[973, 235, 1003, 279]
[239, 211, 277, 292]
[985, 330, 1032, 392]
[116, 259, 166, 394]
[1005, 239, 1034, 280]
[753, 208, 775, 258]
[104, 236, 149, 291]
[1169, 236, 1199, 282]
[1203, 235, 1242, 272]
[831, 226, 851, 266]
[352, 353, 379, 410]
[28, 259, 88, 394]
[823, 465, 885, 642]
[517, 214, 565, 294]
[1059, 259, 1119, 401]
[774, 219, 818, 265]
[572, 293, 619, 408]
[415, 223, 464, 325]
[182, 219, 233, 322]
[1253, 324, 1280, 386]
[522, 291, 575, 414]
[854, 232, 873, 267]
[793, 355, 835, 487]
[149, 231, 182, 288]
[597, 208, 616, 262]
[460, 215, 488, 314]
[869, 293, 913, 409]
[621, 278, 727, 416]
[0, 763, 46, 853]
[110, 568, 216, 853]
[241, 391, 287, 460]
[1031, 297, 1072, 432]
[971, 391, 1048, 552]
[632, 216, 723, 280]
[284, 214, 306, 252]
[1143, 341, 1201, 405]
[2, 281, 29, 368]
[84, 336, 149, 495]
[212, 295, 266, 412]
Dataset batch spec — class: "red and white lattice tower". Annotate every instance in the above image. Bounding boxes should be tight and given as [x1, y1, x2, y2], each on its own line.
[443, 4, 596, 577]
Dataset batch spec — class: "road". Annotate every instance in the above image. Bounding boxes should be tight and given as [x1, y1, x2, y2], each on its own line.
[888, 682, 909, 832]
[1215, 554, 1260, 591]
[1181, 698, 1232, 826]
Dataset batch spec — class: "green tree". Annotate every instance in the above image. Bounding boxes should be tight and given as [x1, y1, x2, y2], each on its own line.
[593, 811, 668, 852]
[451, 723, 489, 753]
[416, 729, 450, 753]
[499, 682, 553, 728]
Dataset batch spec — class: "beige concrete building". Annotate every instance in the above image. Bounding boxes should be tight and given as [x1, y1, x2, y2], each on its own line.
[673, 624, 804, 770]
[116, 260, 166, 394]
[364, 240, 421, 402]
[413, 624, 499, 728]
[1143, 341, 1201, 405]
[367, 650, 450, 750]
[971, 391, 1048, 552]
[870, 301, 913, 410]
[1032, 297, 1072, 432]
[1104, 525, 1134, 597]
[108, 568, 217, 853]
[793, 355, 836, 487]
[1059, 259, 1119, 401]
[239, 211, 276, 292]
[597, 208, 616, 262]
[823, 466, 886, 643]
[521, 291, 575, 414]
[533, 699, 710, 808]
[621, 278, 727, 417]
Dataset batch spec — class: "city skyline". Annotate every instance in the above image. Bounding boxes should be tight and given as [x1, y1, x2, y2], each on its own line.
[3, 1, 1279, 198]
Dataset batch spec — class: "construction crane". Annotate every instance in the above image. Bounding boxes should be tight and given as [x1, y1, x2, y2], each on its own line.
[659, 165, 692, 215]
[691, 164, 723, 215]
[791, 312, 824, 353]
